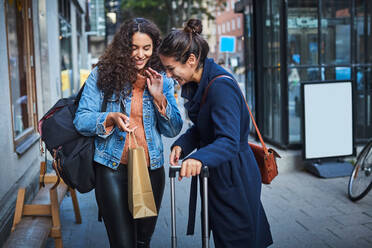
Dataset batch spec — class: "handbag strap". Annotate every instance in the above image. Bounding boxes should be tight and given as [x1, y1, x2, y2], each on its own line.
[202, 75, 269, 155]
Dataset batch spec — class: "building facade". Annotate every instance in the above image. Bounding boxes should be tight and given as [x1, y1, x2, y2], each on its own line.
[0, 0, 89, 245]
[216, 0, 244, 72]
[237, 0, 372, 148]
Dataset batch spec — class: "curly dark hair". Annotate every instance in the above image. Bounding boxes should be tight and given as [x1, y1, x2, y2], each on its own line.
[94, 18, 163, 97]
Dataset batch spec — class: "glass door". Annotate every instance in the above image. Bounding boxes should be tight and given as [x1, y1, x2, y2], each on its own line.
[355, 0, 372, 140]
[287, 0, 318, 144]
[262, 0, 282, 143]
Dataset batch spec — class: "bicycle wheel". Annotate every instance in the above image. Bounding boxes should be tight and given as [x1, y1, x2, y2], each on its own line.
[348, 140, 372, 202]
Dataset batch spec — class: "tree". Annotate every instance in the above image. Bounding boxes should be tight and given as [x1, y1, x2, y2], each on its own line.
[121, 0, 226, 34]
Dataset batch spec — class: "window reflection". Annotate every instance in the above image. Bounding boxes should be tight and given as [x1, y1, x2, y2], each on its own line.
[287, 1, 318, 144]
[355, 0, 372, 64]
[60, 17, 73, 98]
[6, 1, 31, 137]
[321, 0, 351, 65]
[355, 67, 372, 138]
[263, 68, 282, 142]
[287, 1, 318, 66]
[263, 0, 280, 67]
[263, 0, 282, 144]
[244, 6, 255, 120]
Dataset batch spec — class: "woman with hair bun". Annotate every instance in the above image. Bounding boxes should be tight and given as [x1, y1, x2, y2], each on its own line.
[159, 19, 273, 247]
[74, 18, 183, 247]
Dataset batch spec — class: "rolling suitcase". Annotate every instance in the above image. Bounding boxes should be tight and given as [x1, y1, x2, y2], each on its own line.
[169, 165, 210, 248]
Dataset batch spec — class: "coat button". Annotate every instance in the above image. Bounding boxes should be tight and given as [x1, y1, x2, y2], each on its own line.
[113, 162, 117, 166]
[120, 136, 123, 141]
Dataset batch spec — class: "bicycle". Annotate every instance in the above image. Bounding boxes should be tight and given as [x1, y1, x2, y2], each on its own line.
[348, 139, 372, 202]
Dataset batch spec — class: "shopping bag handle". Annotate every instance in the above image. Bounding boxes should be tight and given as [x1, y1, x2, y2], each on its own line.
[128, 131, 139, 148]
[169, 165, 209, 178]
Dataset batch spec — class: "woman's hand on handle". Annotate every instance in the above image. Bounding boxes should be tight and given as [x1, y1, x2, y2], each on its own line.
[170, 146, 182, 166]
[179, 158, 202, 181]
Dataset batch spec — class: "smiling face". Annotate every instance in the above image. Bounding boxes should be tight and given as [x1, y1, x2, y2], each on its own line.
[159, 54, 198, 86]
[131, 32, 153, 71]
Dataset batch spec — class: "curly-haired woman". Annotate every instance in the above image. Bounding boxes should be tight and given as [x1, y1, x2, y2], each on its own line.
[73, 18, 183, 248]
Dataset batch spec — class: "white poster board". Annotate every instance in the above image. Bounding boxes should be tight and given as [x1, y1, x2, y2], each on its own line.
[303, 82, 353, 160]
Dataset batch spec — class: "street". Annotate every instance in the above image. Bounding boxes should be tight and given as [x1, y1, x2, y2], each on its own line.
[46, 107, 372, 248]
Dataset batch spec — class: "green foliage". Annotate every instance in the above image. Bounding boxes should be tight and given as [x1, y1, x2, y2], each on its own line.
[121, 0, 226, 34]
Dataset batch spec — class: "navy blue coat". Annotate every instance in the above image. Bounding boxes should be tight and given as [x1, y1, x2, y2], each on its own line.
[173, 58, 273, 248]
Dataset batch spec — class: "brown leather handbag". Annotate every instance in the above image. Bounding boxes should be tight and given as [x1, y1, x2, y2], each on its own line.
[202, 75, 280, 184]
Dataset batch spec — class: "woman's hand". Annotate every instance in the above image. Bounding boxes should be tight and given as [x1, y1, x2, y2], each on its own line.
[145, 67, 164, 105]
[179, 158, 202, 181]
[170, 146, 182, 166]
[106, 112, 136, 132]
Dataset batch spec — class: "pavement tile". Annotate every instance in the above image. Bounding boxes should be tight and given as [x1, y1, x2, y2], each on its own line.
[330, 212, 372, 226]
[363, 222, 372, 231]
[295, 206, 345, 218]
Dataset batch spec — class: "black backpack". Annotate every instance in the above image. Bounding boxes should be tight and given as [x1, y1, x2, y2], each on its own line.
[38, 85, 107, 193]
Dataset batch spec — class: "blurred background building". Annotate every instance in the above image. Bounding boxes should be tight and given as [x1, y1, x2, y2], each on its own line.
[216, 0, 244, 75]
[87, 0, 106, 65]
[235, 0, 372, 149]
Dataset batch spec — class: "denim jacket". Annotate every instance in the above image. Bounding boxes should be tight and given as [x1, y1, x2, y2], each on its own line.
[73, 67, 183, 170]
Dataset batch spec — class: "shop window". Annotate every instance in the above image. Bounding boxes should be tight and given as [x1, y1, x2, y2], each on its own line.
[263, 0, 280, 67]
[59, 0, 73, 97]
[355, 0, 372, 64]
[287, 0, 318, 66]
[262, 0, 282, 144]
[5, 0, 38, 154]
[244, 7, 255, 126]
[355, 67, 372, 139]
[263, 68, 282, 142]
[354, 1, 372, 141]
[321, 0, 351, 65]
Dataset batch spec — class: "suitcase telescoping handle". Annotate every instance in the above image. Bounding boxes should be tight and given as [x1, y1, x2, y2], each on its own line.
[169, 165, 210, 248]
[169, 165, 181, 248]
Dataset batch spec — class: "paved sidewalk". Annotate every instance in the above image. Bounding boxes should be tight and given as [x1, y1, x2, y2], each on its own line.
[46, 143, 372, 248]
[46, 109, 372, 247]
[261, 171, 372, 248]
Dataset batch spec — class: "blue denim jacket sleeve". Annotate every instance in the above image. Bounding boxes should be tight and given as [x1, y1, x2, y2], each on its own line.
[154, 75, 183, 138]
[73, 67, 114, 139]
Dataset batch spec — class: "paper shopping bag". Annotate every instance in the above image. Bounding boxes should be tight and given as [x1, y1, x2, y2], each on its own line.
[127, 131, 157, 219]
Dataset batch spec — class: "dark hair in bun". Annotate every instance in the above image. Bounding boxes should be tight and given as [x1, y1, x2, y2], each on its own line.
[184, 19, 203, 35]
[159, 18, 209, 69]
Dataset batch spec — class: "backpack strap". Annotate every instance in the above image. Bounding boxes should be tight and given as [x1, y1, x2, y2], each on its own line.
[76, 83, 108, 112]
[75, 84, 86, 103]
[101, 94, 108, 112]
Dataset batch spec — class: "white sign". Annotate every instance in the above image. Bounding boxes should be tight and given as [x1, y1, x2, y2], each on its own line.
[303, 82, 353, 159]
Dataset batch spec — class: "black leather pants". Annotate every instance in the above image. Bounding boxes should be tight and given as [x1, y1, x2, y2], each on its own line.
[95, 163, 165, 248]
